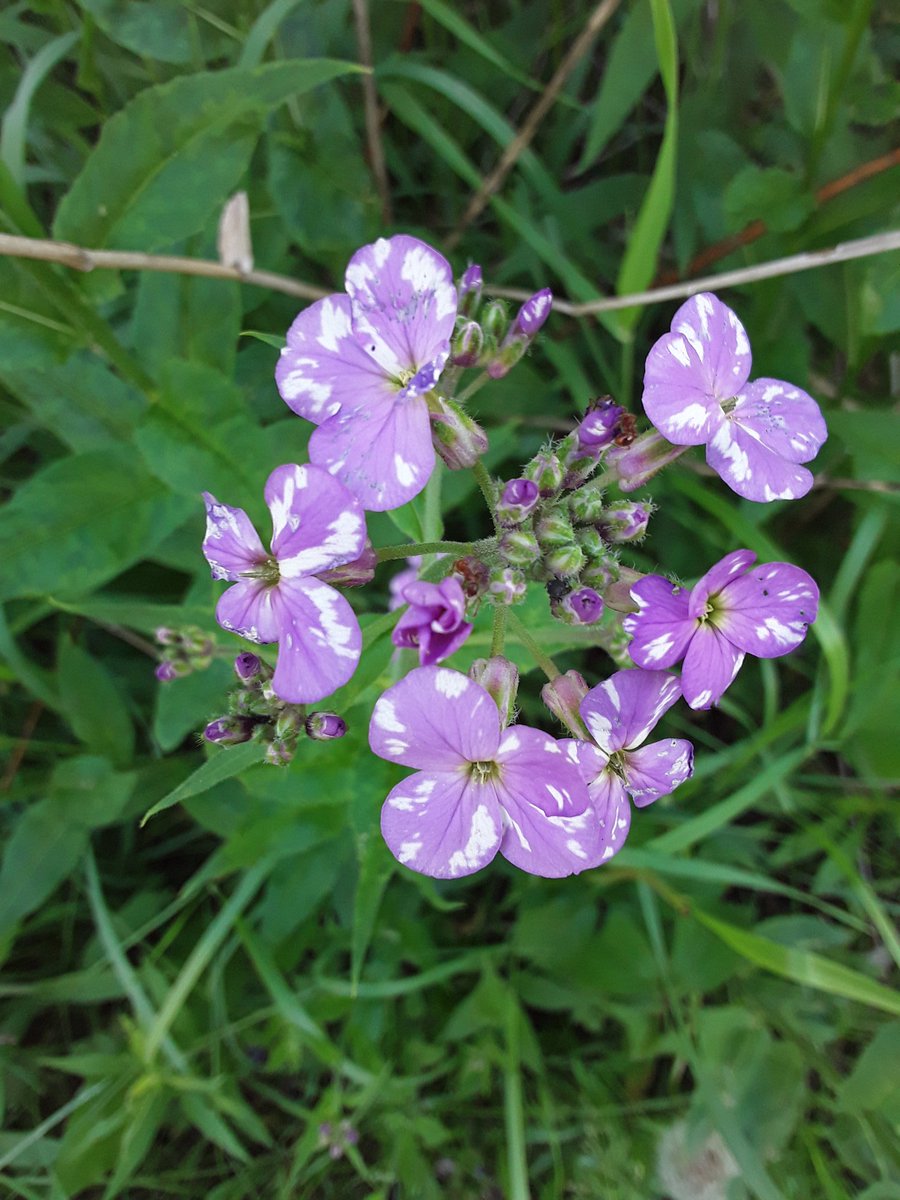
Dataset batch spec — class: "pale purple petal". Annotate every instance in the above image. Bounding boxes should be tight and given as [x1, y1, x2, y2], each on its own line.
[624, 576, 695, 670]
[215, 580, 281, 644]
[309, 393, 435, 511]
[498, 793, 604, 878]
[494, 725, 588, 817]
[268, 578, 362, 703]
[669, 292, 753, 399]
[344, 235, 457, 379]
[643, 335, 723, 445]
[624, 738, 694, 807]
[715, 562, 819, 658]
[706, 418, 815, 502]
[580, 669, 682, 754]
[264, 463, 366, 577]
[369, 666, 500, 771]
[560, 740, 632, 864]
[730, 378, 827, 464]
[276, 295, 395, 423]
[381, 772, 502, 879]
[688, 549, 757, 619]
[680, 624, 744, 709]
[202, 493, 267, 581]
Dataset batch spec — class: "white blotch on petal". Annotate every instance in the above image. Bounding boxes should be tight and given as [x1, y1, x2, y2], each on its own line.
[546, 785, 567, 812]
[566, 837, 588, 860]
[667, 402, 711, 433]
[317, 297, 353, 352]
[373, 698, 406, 733]
[447, 804, 497, 876]
[639, 633, 675, 663]
[434, 669, 468, 698]
[398, 839, 422, 864]
[303, 583, 358, 659]
[711, 423, 752, 482]
[393, 454, 417, 489]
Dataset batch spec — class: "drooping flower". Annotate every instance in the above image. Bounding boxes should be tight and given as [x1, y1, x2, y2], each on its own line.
[565, 669, 694, 861]
[389, 555, 424, 611]
[275, 235, 457, 511]
[369, 666, 605, 878]
[642, 293, 827, 501]
[202, 464, 366, 703]
[624, 549, 819, 709]
[391, 577, 473, 666]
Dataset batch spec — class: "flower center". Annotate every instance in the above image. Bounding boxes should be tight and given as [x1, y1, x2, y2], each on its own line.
[242, 556, 280, 585]
[607, 750, 628, 779]
[721, 395, 739, 415]
[468, 759, 499, 783]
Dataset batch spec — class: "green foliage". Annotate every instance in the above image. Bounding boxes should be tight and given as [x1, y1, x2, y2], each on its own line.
[0, 2, 897, 1198]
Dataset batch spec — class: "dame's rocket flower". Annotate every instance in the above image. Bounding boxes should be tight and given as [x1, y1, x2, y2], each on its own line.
[391, 577, 473, 666]
[275, 235, 457, 511]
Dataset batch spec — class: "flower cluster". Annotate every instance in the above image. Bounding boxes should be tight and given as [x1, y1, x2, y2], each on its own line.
[175, 233, 825, 884]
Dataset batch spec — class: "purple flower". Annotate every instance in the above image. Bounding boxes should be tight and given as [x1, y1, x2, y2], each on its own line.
[370, 666, 605, 878]
[566, 669, 694, 862]
[575, 400, 624, 451]
[559, 587, 604, 625]
[202, 464, 366, 704]
[514, 287, 553, 337]
[389, 555, 423, 611]
[276, 235, 458, 511]
[624, 550, 820, 709]
[643, 293, 827, 501]
[392, 577, 473, 666]
[497, 477, 540, 526]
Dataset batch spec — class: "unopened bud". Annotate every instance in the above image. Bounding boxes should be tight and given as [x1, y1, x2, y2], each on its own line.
[599, 501, 652, 543]
[234, 652, 262, 681]
[604, 429, 687, 491]
[203, 715, 255, 745]
[535, 509, 575, 550]
[513, 287, 553, 337]
[458, 264, 483, 317]
[305, 711, 347, 740]
[574, 526, 606, 560]
[318, 540, 378, 588]
[488, 566, 527, 604]
[265, 740, 295, 766]
[499, 528, 540, 568]
[480, 299, 509, 343]
[155, 660, 185, 682]
[552, 587, 604, 626]
[469, 656, 519, 727]
[544, 543, 585, 579]
[274, 708, 303, 742]
[496, 478, 540, 527]
[568, 478, 607, 524]
[523, 448, 564, 497]
[429, 396, 489, 470]
[581, 555, 621, 591]
[450, 320, 485, 367]
[576, 399, 623, 451]
[155, 626, 179, 646]
[541, 671, 589, 737]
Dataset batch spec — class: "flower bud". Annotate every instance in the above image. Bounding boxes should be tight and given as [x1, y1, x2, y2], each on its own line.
[576, 399, 623, 451]
[155, 660, 186, 682]
[318, 540, 378, 588]
[458, 264, 483, 317]
[541, 671, 589, 737]
[203, 715, 255, 745]
[234, 652, 262, 681]
[574, 525, 605, 560]
[513, 287, 553, 337]
[535, 509, 575, 550]
[604, 429, 687, 491]
[155, 627, 179, 646]
[544, 543, 585, 579]
[523, 448, 564, 497]
[469, 656, 519, 727]
[274, 708, 303, 742]
[305, 711, 347, 740]
[429, 396, 489, 470]
[480, 298, 509, 343]
[265, 740, 294, 766]
[496, 478, 540, 527]
[581, 555, 620, 591]
[568, 478, 606, 524]
[182, 626, 215, 657]
[488, 566, 527, 604]
[551, 587, 604, 626]
[450, 319, 485, 367]
[498, 528, 540, 568]
[599, 501, 652, 543]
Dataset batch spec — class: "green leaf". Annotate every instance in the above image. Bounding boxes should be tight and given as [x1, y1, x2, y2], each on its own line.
[76, 0, 221, 65]
[0, 32, 78, 187]
[140, 741, 267, 825]
[58, 636, 135, 767]
[724, 165, 814, 234]
[0, 448, 193, 603]
[53, 59, 363, 251]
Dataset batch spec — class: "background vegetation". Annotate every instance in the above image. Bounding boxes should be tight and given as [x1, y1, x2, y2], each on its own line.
[0, 1, 898, 1196]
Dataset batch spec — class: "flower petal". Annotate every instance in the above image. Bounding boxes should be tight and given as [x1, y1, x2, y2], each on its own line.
[559, 741, 632, 864]
[624, 738, 694, 807]
[498, 794, 605, 878]
[716, 561, 819, 658]
[643, 334, 723, 445]
[580, 669, 683, 754]
[669, 292, 752, 399]
[494, 725, 588, 817]
[706, 417, 815, 502]
[624, 575, 695, 670]
[730, 378, 827, 464]
[680, 624, 744, 709]
[215, 579, 281, 644]
[688, 549, 757, 619]
[381, 772, 502, 879]
[202, 493, 267, 580]
[267, 578, 362, 703]
[275, 295, 394, 423]
[345, 235, 457, 379]
[264, 463, 366, 577]
[369, 666, 500, 771]
[309, 393, 435, 511]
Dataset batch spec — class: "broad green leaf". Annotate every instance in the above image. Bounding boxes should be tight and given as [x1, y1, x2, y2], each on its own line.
[0, 448, 193, 603]
[53, 59, 363, 251]
[141, 741, 267, 824]
[76, 0, 224, 65]
[129, 268, 242, 380]
[58, 636, 135, 767]
[724, 165, 814, 234]
[153, 658, 233, 754]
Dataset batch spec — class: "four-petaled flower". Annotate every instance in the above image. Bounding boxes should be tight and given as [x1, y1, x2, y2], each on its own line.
[624, 549, 819, 709]
[369, 666, 605, 878]
[392, 577, 473, 666]
[565, 669, 694, 862]
[202, 464, 365, 703]
[643, 292, 827, 501]
[275, 234, 457, 511]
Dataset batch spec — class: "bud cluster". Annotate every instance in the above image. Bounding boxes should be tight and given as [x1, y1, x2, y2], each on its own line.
[203, 653, 347, 765]
[154, 625, 216, 682]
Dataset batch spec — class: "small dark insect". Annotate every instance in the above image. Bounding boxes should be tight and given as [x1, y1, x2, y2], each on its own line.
[546, 577, 571, 602]
[453, 556, 489, 598]
[614, 412, 638, 446]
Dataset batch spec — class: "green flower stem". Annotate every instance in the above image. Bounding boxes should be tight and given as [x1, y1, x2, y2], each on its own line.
[472, 458, 498, 526]
[503, 986, 531, 1200]
[490, 603, 507, 657]
[375, 540, 476, 563]
[506, 609, 561, 682]
[455, 370, 490, 405]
